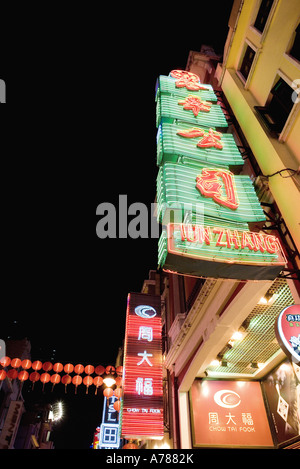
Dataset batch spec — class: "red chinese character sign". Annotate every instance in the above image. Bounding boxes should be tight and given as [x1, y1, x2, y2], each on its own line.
[170, 70, 209, 91]
[190, 380, 274, 448]
[196, 168, 239, 211]
[275, 304, 300, 365]
[121, 293, 164, 440]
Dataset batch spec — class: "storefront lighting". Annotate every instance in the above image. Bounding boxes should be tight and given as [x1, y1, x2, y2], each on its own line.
[258, 291, 277, 305]
[210, 359, 221, 367]
[231, 331, 245, 341]
[103, 375, 116, 388]
[250, 362, 264, 369]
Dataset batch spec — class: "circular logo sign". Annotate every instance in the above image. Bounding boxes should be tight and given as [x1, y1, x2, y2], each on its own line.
[135, 305, 157, 319]
[213, 390, 241, 408]
[275, 304, 300, 364]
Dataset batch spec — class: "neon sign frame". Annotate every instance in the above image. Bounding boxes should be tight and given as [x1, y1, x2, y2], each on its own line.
[122, 293, 164, 440]
[158, 223, 286, 281]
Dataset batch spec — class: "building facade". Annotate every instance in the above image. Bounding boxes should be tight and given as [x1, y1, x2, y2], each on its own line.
[153, 0, 300, 450]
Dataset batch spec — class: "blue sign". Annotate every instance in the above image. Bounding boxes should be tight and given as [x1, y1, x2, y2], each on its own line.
[98, 395, 121, 449]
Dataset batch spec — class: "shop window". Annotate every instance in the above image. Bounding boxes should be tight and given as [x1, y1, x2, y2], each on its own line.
[253, 0, 274, 33]
[239, 45, 256, 81]
[288, 23, 300, 63]
[254, 76, 294, 135]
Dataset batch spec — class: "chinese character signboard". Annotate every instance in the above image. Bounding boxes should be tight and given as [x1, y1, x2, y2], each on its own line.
[190, 380, 274, 448]
[157, 163, 266, 225]
[275, 304, 300, 365]
[121, 293, 164, 440]
[158, 223, 286, 281]
[155, 70, 286, 281]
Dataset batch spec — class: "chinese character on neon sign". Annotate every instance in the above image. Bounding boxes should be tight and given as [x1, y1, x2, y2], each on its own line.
[170, 70, 209, 91]
[177, 127, 224, 149]
[178, 95, 212, 116]
[196, 168, 239, 211]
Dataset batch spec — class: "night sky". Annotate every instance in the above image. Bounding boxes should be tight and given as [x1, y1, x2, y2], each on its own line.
[1, 4, 234, 449]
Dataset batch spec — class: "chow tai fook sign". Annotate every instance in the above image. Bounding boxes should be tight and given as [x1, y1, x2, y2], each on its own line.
[275, 304, 300, 364]
[190, 380, 274, 448]
[121, 293, 164, 440]
[158, 223, 286, 281]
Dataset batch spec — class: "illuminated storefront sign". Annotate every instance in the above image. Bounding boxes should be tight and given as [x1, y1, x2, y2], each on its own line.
[156, 92, 228, 128]
[190, 380, 274, 448]
[122, 293, 164, 440]
[156, 121, 244, 167]
[99, 395, 121, 449]
[275, 304, 300, 364]
[157, 163, 266, 224]
[155, 70, 286, 281]
[155, 73, 217, 102]
[158, 223, 286, 280]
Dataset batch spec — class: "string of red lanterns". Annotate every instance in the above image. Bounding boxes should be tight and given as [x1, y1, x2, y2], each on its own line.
[0, 357, 123, 403]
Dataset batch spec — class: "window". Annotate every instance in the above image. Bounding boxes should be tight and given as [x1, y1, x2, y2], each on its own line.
[239, 45, 256, 81]
[254, 77, 294, 135]
[253, 0, 274, 33]
[288, 23, 300, 63]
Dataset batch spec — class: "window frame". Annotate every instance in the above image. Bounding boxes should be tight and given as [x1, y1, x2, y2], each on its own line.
[252, 0, 275, 34]
[254, 71, 299, 140]
[236, 40, 260, 88]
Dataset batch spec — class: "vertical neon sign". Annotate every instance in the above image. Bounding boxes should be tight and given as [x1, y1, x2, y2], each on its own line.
[122, 293, 164, 440]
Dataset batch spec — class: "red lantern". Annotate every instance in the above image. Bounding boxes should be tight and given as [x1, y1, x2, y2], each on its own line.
[72, 375, 83, 394]
[7, 369, 18, 380]
[0, 356, 11, 368]
[113, 400, 121, 412]
[114, 387, 122, 399]
[64, 364, 74, 374]
[21, 359, 32, 370]
[30, 371, 40, 389]
[53, 363, 63, 373]
[116, 366, 123, 376]
[103, 387, 113, 398]
[83, 375, 93, 394]
[0, 370, 7, 381]
[51, 373, 61, 391]
[11, 358, 22, 368]
[93, 376, 103, 395]
[43, 362, 53, 372]
[95, 365, 105, 376]
[62, 374, 72, 393]
[41, 373, 51, 391]
[85, 365, 94, 375]
[123, 443, 138, 449]
[18, 370, 29, 382]
[74, 364, 84, 375]
[32, 360, 42, 371]
[115, 376, 123, 387]
[105, 365, 115, 375]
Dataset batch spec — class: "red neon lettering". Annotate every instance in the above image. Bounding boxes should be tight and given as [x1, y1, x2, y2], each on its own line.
[226, 229, 241, 249]
[251, 233, 267, 253]
[170, 70, 209, 91]
[196, 169, 239, 211]
[213, 228, 227, 247]
[178, 95, 212, 117]
[241, 231, 255, 250]
[264, 235, 280, 254]
[197, 129, 223, 150]
[177, 127, 205, 138]
[180, 224, 211, 245]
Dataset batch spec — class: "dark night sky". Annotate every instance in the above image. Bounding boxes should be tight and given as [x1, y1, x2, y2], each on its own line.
[1, 4, 234, 449]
